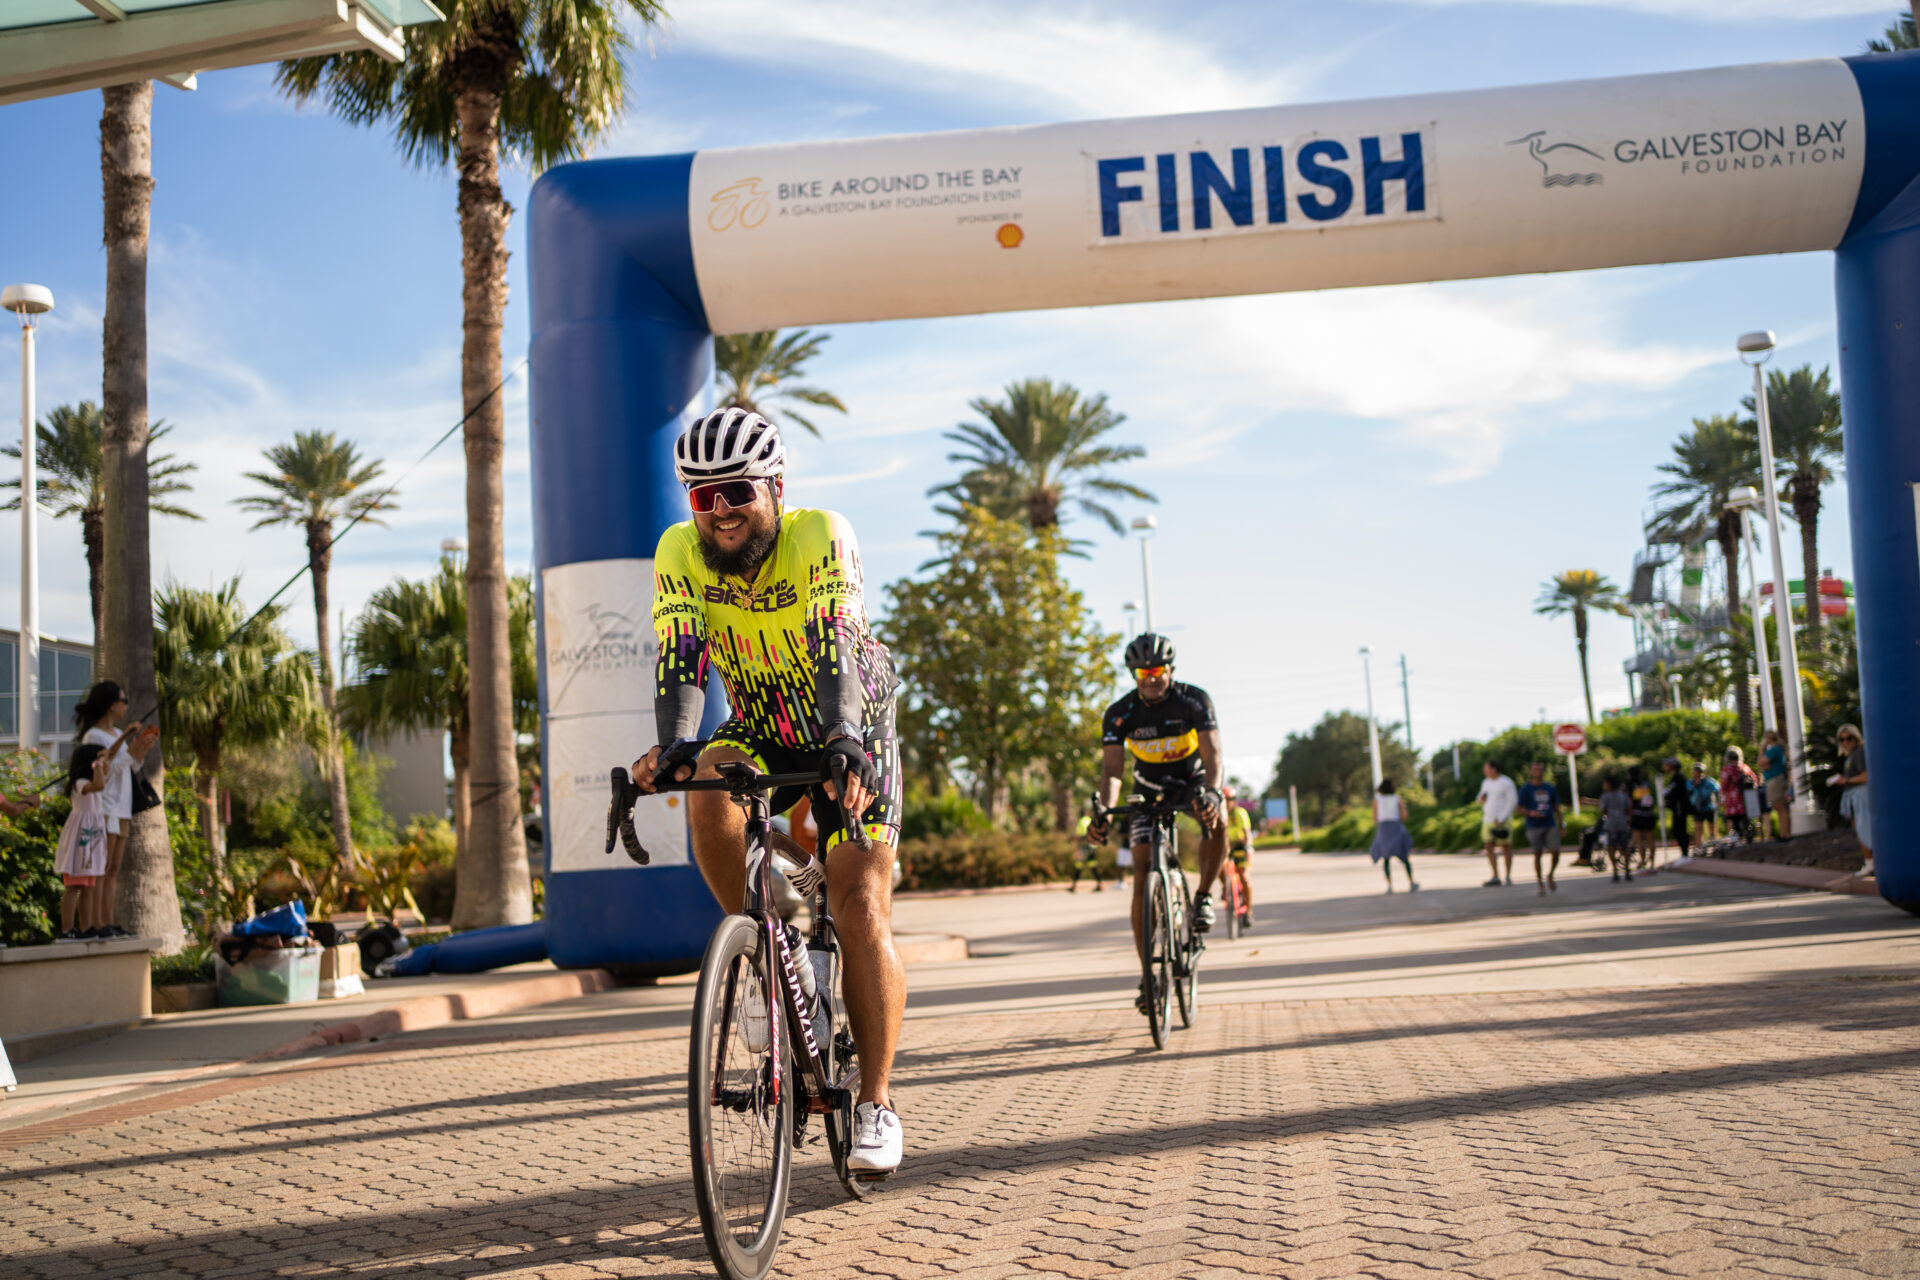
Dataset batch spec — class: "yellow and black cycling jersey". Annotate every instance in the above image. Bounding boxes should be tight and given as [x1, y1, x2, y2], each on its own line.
[652, 506, 897, 751]
[1101, 681, 1217, 786]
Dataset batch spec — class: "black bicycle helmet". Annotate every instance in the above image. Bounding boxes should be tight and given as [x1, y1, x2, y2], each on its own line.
[1124, 632, 1176, 668]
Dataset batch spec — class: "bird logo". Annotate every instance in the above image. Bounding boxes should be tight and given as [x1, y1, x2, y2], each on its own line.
[1507, 131, 1604, 187]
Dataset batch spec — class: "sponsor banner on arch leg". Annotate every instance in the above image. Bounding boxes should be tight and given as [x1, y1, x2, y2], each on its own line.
[686, 59, 1862, 333]
[542, 558, 687, 872]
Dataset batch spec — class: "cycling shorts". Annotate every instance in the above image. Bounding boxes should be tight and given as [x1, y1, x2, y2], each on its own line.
[702, 701, 902, 853]
[1127, 787, 1220, 848]
[1229, 841, 1252, 868]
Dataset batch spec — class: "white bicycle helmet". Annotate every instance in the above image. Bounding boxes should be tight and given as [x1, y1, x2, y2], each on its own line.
[674, 407, 786, 485]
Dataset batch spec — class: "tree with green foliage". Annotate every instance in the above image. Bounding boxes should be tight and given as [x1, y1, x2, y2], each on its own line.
[714, 329, 847, 437]
[881, 508, 1116, 828]
[154, 580, 324, 899]
[1268, 711, 1420, 827]
[277, 0, 667, 929]
[1534, 569, 1627, 724]
[341, 556, 537, 921]
[1742, 364, 1844, 641]
[0, 401, 199, 667]
[1648, 413, 1761, 736]
[930, 378, 1156, 534]
[1866, 10, 1916, 50]
[236, 430, 396, 874]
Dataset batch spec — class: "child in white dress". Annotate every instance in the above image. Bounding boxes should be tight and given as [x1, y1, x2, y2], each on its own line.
[54, 745, 111, 941]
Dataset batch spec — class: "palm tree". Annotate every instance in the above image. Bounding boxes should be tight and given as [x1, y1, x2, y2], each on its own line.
[276, 0, 664, 928]
[341, 556, 537, 925]
[1648, 413, 1761, 735]
[930, 378, 1157, 534]
[1743, 365, 1844, 640]
[1535, 570, 1628, 724]
[100, 79, 183, 951]
[154, 580, 323, 902]
[1867, 11, 1916, 50]
[235, 431, 397, 873]
[1, 401, 199, 668]
[715, 329, 848, 437]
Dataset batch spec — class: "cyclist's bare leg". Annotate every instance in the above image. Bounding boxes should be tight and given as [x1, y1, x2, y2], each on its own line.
[1195, 811, 1227, 901]
[824, 834, 904, 1109]
[1127, 843, 1153, 964]
[684, 745, 758, 912]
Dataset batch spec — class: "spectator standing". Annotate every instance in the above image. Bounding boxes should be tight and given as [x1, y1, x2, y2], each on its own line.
[1760, 729, 1792, 840]
[1475, 761, 1519, 888]
[1661, 756, 1691, 860]
[1721, 747, 1759, 844]
[75, 681, 158, 936]
[1598, 776, 1633, 881]
[1515, 762, 1562, 895]
[1368, 778, 1417, 893]
[1830, 724, 1870, 877]
[53, 746, 110, 940]
[1626, 765, 1659, 869]
[1688, 763, 1721, 843]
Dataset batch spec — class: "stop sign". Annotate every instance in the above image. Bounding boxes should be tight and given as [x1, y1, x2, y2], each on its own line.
[1553, 723, 1587, 755]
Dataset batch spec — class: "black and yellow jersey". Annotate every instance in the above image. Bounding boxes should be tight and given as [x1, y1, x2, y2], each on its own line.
[652, 507, 897, 750]
[1101, 682, 1217, 785]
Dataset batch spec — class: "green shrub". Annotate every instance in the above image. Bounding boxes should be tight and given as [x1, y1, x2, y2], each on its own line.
[0, 751, 67, 945]
[897, 830, 1083, 891]
[899, 783, 991, 841]
[151, 946, 214, 986]
[1300, 807, 1375, 852]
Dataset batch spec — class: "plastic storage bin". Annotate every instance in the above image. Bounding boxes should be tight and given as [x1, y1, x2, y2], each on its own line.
[216, 946, 321, 1006]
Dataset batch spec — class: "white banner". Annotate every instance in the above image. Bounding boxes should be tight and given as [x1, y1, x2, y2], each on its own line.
[542, 558, 687, 872]
[688, 59, 1862, 333]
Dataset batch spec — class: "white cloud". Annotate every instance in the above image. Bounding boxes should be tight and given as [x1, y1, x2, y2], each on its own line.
[657, 1, 1333, 121]
[1393, 0, 1886, 19]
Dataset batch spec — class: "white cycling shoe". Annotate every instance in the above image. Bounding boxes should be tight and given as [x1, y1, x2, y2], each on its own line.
[847, 1101, 903, 1173]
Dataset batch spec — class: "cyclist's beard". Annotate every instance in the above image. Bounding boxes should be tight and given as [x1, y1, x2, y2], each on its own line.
[699, 506, 779, 579]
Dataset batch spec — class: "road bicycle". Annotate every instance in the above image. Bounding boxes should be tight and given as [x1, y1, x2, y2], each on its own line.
[608, 756, 879, 1280]
[1091, 786, 1203, 1050]
[1221, 848, 1251, 940]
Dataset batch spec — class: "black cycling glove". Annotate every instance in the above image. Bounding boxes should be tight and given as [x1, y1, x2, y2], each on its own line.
[819, 737, 879, 797]
[653, 737, 706, 785]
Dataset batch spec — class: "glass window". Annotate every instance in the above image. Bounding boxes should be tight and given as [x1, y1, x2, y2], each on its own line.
[59, 650, 91, 693]
[44, 692, 82, 737]
[0, 640, 14, 697]
[38, 646, 56, 690]
[0, 693, 14, 739]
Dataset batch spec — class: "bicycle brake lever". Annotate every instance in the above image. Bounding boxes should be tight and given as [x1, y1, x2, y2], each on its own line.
[606, 767, 651, 865]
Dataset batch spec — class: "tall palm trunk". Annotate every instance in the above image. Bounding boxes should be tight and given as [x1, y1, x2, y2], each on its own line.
[100, 82, 183, 951]
[1574, 605, 1595, 725]
[193, 743, 225, 885]
[84, 504, 105, 677]
[1716, 514, 1753, 739]
[452, 74, 530, 929]
[1790, 475, 1825, 640]
[306, 518, 356, 871]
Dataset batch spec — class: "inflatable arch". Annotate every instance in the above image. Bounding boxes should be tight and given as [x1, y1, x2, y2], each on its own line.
[529, 54, 1920, 970]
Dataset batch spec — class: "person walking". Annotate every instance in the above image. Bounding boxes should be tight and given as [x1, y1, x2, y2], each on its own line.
[1475, 761, 1519, 887]
[1626, 765, 1659, 869]
[1368, 778, 1417, 892]
[1688, 763, 1721, 844]
[1830, 724, 1870, 877]
[1720, 746, 1759, 843]
[1760, 729, 1792, 840]
[1515, 762, 1563, 895]
[1661, 756, 1691, 861]
[1598, 775, 1633, 880]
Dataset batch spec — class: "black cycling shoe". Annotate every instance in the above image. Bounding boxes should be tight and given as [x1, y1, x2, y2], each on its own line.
[1193, 894, 1216, 934]
[1135, 979, 1153, 1014]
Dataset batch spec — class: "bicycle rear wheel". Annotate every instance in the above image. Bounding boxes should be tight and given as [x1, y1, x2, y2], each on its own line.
[1172, 872, 1198, 1029]
[1225, 872, 1243, 940]
[690, 914, 794, 1280]
[1143, 872, 1172, 1049]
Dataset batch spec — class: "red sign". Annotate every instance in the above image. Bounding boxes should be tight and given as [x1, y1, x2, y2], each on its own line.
[1553, 723, 1587, 755]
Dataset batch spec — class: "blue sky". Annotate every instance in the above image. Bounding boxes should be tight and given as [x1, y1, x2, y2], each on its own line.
[0, 0, 1896, 786]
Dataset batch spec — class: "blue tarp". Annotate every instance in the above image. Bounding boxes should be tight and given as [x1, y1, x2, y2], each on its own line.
[387, 921, 548, 977]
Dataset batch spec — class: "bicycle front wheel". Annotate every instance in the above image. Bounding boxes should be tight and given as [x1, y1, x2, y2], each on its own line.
[1143, 872, 1172, 1049]
[690, 914, 794, 1280]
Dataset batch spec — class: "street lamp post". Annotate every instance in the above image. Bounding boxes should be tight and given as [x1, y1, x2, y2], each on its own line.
[2, 285, 53, 755]
[1121, 599, 1140, 639]
[1739, 330, 1814, 821]
[1359, 646, 1382, 791]
[1130, 515, 1157, 633]
[1727, 487, 1779, 735]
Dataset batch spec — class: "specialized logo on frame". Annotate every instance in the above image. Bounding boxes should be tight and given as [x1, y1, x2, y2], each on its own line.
[1086, 126, 1438, 246]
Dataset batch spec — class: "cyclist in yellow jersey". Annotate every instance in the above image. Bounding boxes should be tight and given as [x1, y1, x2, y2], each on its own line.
[631, 408, 905, 1174]
[1224, 786, 1255, 925]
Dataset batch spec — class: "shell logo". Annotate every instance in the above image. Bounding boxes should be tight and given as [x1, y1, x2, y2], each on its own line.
[996, 223, 1024, 248]
[709, 179, 770, 232]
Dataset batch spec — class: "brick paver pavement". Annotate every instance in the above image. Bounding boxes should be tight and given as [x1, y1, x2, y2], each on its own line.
[5, 971, 1918, 1278]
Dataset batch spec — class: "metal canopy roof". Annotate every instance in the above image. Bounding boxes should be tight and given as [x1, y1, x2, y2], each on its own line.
[0, 0, 443, 106]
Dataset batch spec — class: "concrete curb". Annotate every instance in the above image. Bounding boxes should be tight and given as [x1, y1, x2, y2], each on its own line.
[1668, 856, 1875, 896]
[253, 969, 617, 1060]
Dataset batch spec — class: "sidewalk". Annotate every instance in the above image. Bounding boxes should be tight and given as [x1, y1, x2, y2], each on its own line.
[1, 962, 613, 1125]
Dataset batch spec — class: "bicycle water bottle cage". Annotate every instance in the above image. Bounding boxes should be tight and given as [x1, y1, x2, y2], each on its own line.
[605, 767, 650, 865]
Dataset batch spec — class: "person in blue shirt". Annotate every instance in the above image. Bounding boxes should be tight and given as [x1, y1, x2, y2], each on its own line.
[1687, 763, 1721, 843]
[1515, 761, 1563, 896]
